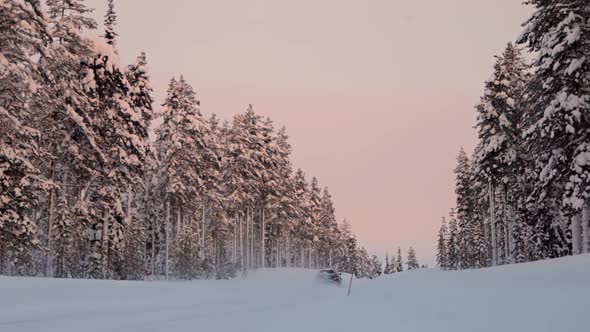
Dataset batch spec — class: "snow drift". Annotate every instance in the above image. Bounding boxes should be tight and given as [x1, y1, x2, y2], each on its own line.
[1, 255, 589, 332]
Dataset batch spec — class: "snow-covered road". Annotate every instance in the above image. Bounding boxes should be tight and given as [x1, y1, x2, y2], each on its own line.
[1, 255, 589, 332]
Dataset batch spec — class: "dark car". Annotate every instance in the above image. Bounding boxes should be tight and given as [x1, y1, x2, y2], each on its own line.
[317, 269, 342, 284]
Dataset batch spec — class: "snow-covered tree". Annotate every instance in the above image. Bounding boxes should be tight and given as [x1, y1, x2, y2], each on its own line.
[369, 255, 382, 279]
[475, 43, 530, 265]
[46, 0, 96, 49]
[103, 0, 117, 46]
[447, 211, 459, 270]
[79, 30, 151, 278]
[454, 149, 478, 268]
[519, 0, 590, 255]
[336, 219, 357, 274]
[37, 0, 104, 278]
[317, 187, 339, 268]
[406, 247, 419, 270]
[126, 52, 154, 127]
[395, 247, 404, 272]
[0, 0, 52, 274]
[174, 223, 201, 280]
[436, 218, 448, 269]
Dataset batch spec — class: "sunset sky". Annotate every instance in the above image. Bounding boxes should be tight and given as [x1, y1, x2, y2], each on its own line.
[85, 0, 532, 264]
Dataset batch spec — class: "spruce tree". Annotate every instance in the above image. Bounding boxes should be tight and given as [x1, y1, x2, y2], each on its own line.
[174, 223, 201, 280]
[46, 0, 97, 49]
[406, 247, 419, 270]
[317, 187, 338, 268]
[436, 218, 448, 269]
[447, 211, 459, 269]
[126, 52, 154, 127]
[291, 169, 311, 268]
[454, 148, 477, 268]
[384, 252, 391, 274]
[519, 0, 590, 255]
[395, 247, 404, 272]
[370, 255, 382, 278]
[0, 0, 52, 274]
[269, 126, 297, 268]
[38, 0, 102, 278]
[80, 34, 151, 278]
[475, 43, 529, 264]
[103, 0, 117, 46]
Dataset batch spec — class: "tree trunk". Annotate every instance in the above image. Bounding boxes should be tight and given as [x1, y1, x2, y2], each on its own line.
[176, 207, 181, 240]
[46, 165, 56, 277]
[489, 181, 497, 266]
[151, 218, 156, 279]
[125, 186, 132, 224]
[233, 222, 237, 263]
[507, 203, 516, 263]
[276, 233, 280, 268]
[250, 207, 254, 269]
[246, 207, 250, 270]
[572, 213, 582, 255]
[300, 247, 304, 268]
[285, 232, 289, 268]
[0, 249, 4, 275]
[100, 214, 110, 279]
[261, 205, 265, 268]
[583, 203, 590, 254]
[57, 171, 68, 278]
[165, 199, 170, 280]
[239, 213, 244, 271]
[121, 186, 132, 278]
[201, 196, 206, 258]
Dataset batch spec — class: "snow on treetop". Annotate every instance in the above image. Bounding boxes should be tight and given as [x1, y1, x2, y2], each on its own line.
[88, 35, 120, 67]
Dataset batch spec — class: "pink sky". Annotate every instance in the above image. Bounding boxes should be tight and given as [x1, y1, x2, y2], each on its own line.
[86, 0, 531, 264]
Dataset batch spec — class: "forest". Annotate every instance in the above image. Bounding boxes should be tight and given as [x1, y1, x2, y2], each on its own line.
[436, 1, 590, 269]
[0, 0, 389, 280]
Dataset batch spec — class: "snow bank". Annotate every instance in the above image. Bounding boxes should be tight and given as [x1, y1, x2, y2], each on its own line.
[1, 255, 589, 332]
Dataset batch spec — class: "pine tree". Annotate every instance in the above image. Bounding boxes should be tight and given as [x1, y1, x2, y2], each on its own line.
[519, 0, 590, 255]
[447, 211, 459, 269]
[370, 255, 382, 279]
[470, 154, 491, 268]
[454, 148, 478, 268]
[79, 31, 151, 278]
[406, 247, 419, 270]
[38, 0, 103, 278]
[307, 177, 322, 268]
[475, 43, 530, 265]
[395, 247, 404, 272]
[436, 218, 448, 269]
[354, 247, 371, 278]
[223, 105, 276, 270]
[0, 0, 52, 274]
[103, 0, 117, 46]
[174, 223, 201, 280]
[126, 52, 154, 127]
[291, 169, 311, 268]
[384, 252, 391, 274]
[317, 187, 338, 268]
[337, 219, 357, 274]
[155, 76, 213, 277]
[46, 0, 96, 49]
[122, 214, 147, 280]
[269, 126, 297, 268]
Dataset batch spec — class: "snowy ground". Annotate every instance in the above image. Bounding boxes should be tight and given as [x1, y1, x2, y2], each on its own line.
[1, 254, 589, 332]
